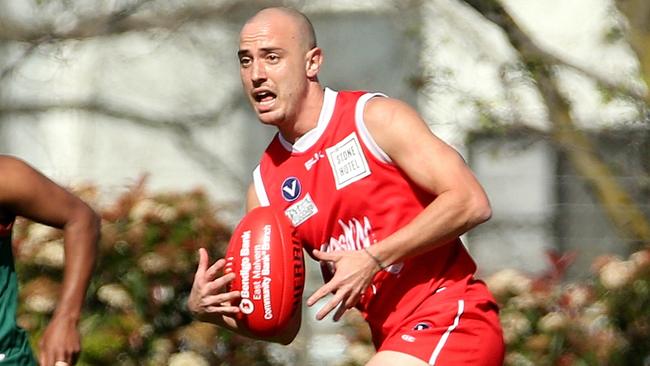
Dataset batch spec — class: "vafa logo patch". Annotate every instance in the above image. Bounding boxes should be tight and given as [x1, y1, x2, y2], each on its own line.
[281, 177, 301, 202]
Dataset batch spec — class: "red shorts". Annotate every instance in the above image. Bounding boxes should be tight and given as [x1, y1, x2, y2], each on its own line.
[377, 279, 504, 365]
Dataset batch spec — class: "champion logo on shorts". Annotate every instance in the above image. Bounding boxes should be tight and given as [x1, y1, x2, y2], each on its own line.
[413, 321, 432, 331]
[281, 177, 301, 201]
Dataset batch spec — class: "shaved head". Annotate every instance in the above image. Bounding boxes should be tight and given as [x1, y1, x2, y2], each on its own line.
[244, 7, 317, 51]
[238, 6, 324, 135]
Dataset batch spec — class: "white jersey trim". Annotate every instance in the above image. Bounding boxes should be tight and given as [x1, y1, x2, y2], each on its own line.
[253, 165, 270, 207]
[428, 299, 465, 365]
[355, 92, 392, 164]
[278, 88, 338, 153]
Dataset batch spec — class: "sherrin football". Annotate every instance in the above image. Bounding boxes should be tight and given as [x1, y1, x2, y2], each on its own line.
[225, 206, 305, 337]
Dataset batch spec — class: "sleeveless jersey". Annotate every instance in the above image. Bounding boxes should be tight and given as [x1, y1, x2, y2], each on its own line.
[0, 217, 37, 365]
[253, 88, 480, 339]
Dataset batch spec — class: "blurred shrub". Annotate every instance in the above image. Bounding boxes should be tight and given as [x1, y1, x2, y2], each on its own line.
[12, 178, 650, 365]
[13, 179, 282, 366]
[339, 248, 650, 366]
[488, 248, 650, 366]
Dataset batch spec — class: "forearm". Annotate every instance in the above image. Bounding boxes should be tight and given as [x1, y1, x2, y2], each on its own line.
[371, 189, 491, 268]
[55, 206, 99, 321]
[196, 308, 300, 345]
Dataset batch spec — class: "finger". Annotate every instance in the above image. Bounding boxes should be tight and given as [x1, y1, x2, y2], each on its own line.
[205, 305, 240, 313]
[312, 249, 337, 261]
[204, 272, 236, 294]
[40, 351, 52, 366]
[315, 291, 347, 320]
[333, 299, 349, 322]
[201, 291, 241, 307]
[195, 248, 209, 279]
[55, 349, 70, 366]
[38, 346, 49, 366]
[306, 281, 335, 306]
[205, 258, 227, 281]
[55, 355, 71, 366]
[333, 291, 360, 322]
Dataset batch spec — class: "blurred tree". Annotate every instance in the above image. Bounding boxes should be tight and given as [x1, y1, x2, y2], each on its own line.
[616, 0, 650, 104]
[462, 0, 650, 246]
[0, 0, 259, 191]
[0, 0, 648, 238]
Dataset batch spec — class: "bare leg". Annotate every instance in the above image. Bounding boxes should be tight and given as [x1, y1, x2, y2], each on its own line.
[366, 351, 430, 366]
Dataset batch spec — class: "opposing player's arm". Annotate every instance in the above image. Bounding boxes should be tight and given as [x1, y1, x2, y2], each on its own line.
[0, 156, 100, 365]
[0, 156, 100, 316]
[363, 97, 491, 266]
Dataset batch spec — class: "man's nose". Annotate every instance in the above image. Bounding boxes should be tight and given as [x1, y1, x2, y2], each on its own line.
[251, 60, 267, 85]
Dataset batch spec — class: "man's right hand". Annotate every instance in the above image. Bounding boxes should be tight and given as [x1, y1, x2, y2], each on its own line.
[187, 248, 241, 323]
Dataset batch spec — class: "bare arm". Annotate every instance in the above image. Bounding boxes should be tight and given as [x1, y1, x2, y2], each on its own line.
[361, 97, 491, 265]
[0, 156, 99, 365]
[307, 97, 491, 320]
[187, 183, 301, 345]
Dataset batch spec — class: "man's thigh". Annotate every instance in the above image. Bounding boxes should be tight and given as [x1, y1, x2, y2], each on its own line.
[375, 297, 503, 365]
[366, 350, 429, 366]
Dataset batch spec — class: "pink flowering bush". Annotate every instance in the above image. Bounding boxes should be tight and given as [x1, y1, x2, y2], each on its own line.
[337, 248, 650, 366]
[12, 178, 650, 365]
[486, 249, 650, 366]
[13, 179, 282, 365]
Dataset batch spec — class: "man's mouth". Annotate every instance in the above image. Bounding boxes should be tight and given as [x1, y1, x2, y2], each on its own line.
[254, 90, 277, 107]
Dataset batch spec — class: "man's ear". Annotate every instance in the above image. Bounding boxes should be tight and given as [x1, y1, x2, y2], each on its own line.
[305, 47, 323, 79]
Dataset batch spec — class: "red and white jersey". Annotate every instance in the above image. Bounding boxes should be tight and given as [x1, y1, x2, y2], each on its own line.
[253, 88, 480, 337]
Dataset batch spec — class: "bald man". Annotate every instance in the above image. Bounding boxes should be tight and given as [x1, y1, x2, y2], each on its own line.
[188, 7, 504, 365]
[0, 156, 99, 366]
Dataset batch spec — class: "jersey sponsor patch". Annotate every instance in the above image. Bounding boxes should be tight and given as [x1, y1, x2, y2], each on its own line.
[284, 193, 318, 227]
[326, 133, 371, 190]
[281, 177, 301, 201]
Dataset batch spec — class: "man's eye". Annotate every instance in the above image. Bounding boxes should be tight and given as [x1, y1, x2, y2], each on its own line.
[240, 57, 252, 67]
[267, 54, 279, 63]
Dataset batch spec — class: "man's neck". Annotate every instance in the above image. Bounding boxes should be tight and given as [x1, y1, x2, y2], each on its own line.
[279, 85, 325, 144]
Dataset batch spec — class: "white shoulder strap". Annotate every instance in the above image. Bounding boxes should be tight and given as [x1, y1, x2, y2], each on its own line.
[252, 165, 270, 207]
[354, 93, 392, 164]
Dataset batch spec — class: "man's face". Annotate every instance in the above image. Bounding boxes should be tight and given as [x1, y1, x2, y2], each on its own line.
[238, 14, 309, 127]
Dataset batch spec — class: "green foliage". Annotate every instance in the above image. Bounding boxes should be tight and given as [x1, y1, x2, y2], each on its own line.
[13, 180, 650, 365]
[478, 249, 650, 365]
[339, 248, 650, 366]
[603, 25, 625, 44]
[13, 181, 281, 365]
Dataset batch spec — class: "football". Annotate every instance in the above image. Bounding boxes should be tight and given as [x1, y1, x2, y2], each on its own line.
[225, 205, 305, 337]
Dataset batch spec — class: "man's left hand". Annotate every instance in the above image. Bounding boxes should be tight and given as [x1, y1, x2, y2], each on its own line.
[306, 248, 380, 321]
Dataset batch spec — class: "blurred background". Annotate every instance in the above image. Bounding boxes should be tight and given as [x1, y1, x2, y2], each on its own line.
[1, 0, 649, 365]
